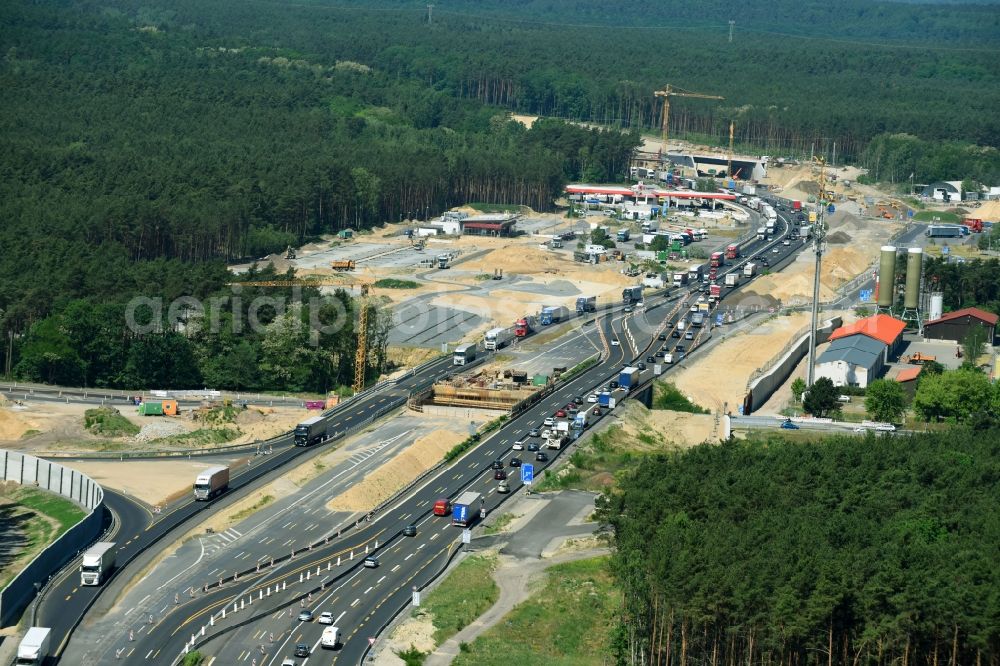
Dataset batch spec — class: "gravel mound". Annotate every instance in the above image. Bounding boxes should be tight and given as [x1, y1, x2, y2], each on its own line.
[135, 420, 188, 442]
[827, 230, 852, 244]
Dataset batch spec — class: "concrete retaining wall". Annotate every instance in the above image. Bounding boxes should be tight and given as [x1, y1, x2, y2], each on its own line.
[0, 450, 106, 627]
[743, 317, 842, 414]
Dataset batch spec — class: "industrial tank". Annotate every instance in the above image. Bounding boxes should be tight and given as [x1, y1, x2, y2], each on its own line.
[877, 246, 897, 308]
[904, 247, 923, 310]
[928, 293, 944, 322]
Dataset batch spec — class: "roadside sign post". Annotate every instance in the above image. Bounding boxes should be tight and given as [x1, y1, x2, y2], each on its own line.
[521, 464, 534, 486]
[412, 586, 421, 606]
[462, 529, 471, 544]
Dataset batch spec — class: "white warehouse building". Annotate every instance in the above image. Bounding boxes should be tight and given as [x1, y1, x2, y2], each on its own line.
[814, 335, 887, 388]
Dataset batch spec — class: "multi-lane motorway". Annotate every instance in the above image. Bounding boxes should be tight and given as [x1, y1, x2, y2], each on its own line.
[46, 199, 812, 665]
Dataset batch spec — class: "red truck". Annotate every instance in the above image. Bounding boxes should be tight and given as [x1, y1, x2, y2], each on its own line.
[709, 284, 722, 298]
[725, 244, 739, 260]
[792, 200, 802, 212]
[708, 268, 718, 281]
[514, 316, 533, 337]
[962, 218, 983, 233]
[710, 251, 725, 268]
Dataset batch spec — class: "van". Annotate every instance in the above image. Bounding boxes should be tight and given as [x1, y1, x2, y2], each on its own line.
[433, 499, 451, 516]
[837, 395, 851, 403]
[321, 626, 341, 649]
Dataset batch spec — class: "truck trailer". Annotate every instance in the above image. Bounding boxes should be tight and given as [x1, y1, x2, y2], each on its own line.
[575, 296, 597, 313]
[618, 367, 640, 390]
[483, 327, 514, 351]
[540, 306, 569, 325]
[743, 262, 757, 278]
[616, 229, 630, 242]
[725, 273, 740, 288]
[451, 491, 482, 527]
[453, 343, 476, 365]
[598, 392, 615, 409]
[80, 542, 116, 586]
[710, 251, 725, 268]
[725, 244, 740, 260]
[672, 272, 689, 287]
[687, 264, 705, 282]
[294, 416, 326, 447]
[193, 466, 229, 501]
[622, 286, 644, 304]
[925, 224, 966, 238]
[756, 226, 766, 240]
[17, 627, 50, 666]
[690, 312, 705, 328]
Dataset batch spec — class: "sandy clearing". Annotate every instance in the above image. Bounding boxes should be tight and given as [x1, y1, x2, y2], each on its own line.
[671, 313, 812, 412]
[0, 408, 36, 440]
[68, 458, 248, 506]
[326, 428, 465, 512]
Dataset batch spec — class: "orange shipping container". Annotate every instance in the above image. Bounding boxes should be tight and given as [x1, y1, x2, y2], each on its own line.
[162, 399, 178, 416]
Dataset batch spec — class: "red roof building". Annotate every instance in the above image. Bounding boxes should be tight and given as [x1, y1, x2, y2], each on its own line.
[894, 366, 921, 383]
[829, 314, 906, 360]
[923, 307, 998, 343]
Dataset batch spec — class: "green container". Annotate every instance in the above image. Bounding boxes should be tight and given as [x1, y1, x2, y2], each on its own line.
[139, 402, 163, 416]
[532, 374, 549, 386]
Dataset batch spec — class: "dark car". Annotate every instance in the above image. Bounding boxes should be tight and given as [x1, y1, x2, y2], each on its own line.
[298, 609, 314, 622]
[671, 330, 681, 338]
[591, 406, 601, 415]
[494, 469, 508, 480]
[555, 409, 566, 418]
[509, 457, 522, 468]
[528, 428, 540, 437]
[647, 356, 655, 363]
[780, 420, 800, 430]
[403, 524, 417, 537]
[294, 644, 310, 658]
[527, 441, 540, 452]
[675, 345, 686, 353]
[658, 334, 667, 340]
[566, 404, 579, 414]
[655, 350, 664, 357]
[535, 451, 549, 462]
[637, 361, 646, 370]
[609, 381, 619, 389]
[573, 396, 584, 405]
[491, 459, 504, 470]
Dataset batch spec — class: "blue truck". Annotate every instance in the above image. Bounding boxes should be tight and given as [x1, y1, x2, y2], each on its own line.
[452, 491, 481, 527]
[540, 306, 569, 325]
[598, 392, 615, 409]
[618, 367, 640, 390]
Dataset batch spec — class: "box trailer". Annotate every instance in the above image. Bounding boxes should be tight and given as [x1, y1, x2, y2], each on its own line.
[193, 465, 230, 501]
[575, 296, 597, 313]
[725, 273, 740, 288]
[618, 367, 640, 390]
[483, 327, 514, 351]
[540, 306, 569, 325]
[294, 416, 326, 447]
[17, 627, 51, 666]
[80, 542, 117, 586]
[452, 491, 482, 527]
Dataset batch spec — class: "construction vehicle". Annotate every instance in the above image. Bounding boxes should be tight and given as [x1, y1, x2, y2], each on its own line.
[492, 268, 503, 280]
[285, 245, 296, 260]
[330, 259, 356, 271]
[904, 352, 936, 365]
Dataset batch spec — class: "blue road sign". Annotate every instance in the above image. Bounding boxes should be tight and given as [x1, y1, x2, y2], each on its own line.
[827, 204, 836, 214]
[521, 464, 534, 485]
[716, 314, 724, 325]
[860, 289, 873, 302]
[907, 210, 914, 218]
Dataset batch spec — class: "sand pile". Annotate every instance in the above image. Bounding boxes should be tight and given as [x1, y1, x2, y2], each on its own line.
[827, 230, 852, 244]
[462, 245, 569, 274]
[972, 201, 1000, 220]
[0, 409, 34, 441]
[671, 312, 811, 411]
[829, 212, 866, 231]
[327, 428, 465, 512]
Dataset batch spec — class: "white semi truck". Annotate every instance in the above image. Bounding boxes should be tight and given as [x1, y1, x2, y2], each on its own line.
[80, 542, 117, 586]
[193, 465, 230, 501]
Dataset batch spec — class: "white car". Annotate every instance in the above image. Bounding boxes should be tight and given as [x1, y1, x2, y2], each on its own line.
[512, 441, 524, 451]
[689, 304, 699, 312]
[318, 611, 334, 625]
[772, 247, 780, 253]
[543, 417, 555, 427]
[783, 239, 790, 246]
[587, 394, 598, 403]
[611, 339, 620, 346]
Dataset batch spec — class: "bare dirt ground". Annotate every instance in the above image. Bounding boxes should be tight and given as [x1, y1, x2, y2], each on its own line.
[0, 399, 308, 454]
[326, 428, 466, 512]
[671, 313, 812, 413]
[67, 458, 251, 507]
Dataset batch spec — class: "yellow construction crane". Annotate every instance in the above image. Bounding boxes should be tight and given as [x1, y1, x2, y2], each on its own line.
[653, 85, 724, 154]
[727, 121, 735, 178]
[229, 276, 375, 393]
